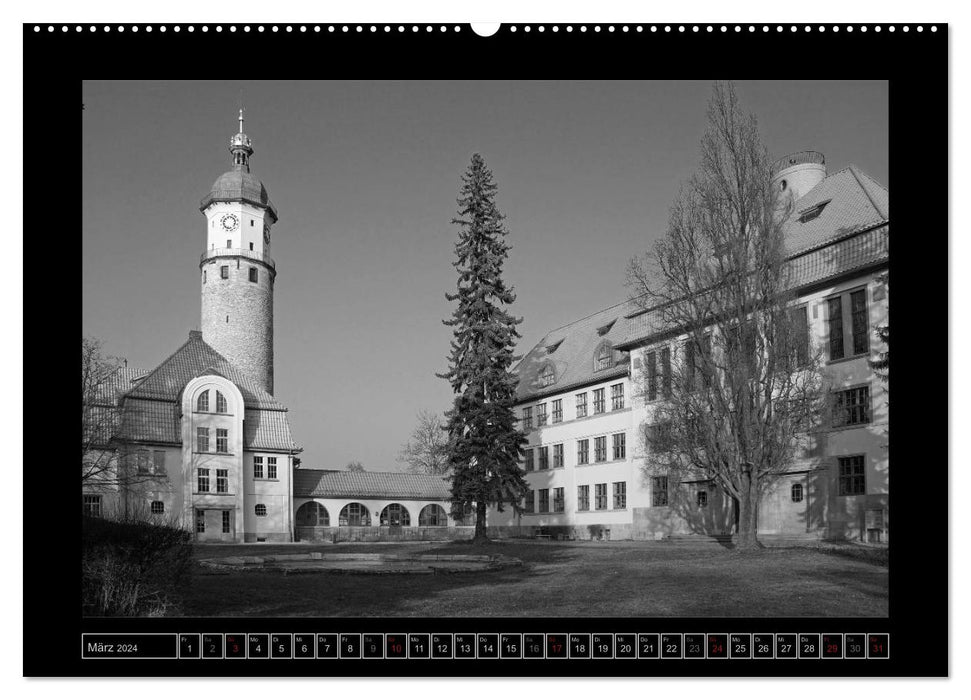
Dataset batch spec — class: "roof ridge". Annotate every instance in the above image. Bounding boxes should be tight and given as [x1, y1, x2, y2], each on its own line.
[845, 164, 888, 219]
[121, 334, 196, 401]
[529, 296, 637, 340]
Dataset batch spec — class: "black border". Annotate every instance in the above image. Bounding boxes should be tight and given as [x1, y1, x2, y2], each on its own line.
[23, 22, 947, 677]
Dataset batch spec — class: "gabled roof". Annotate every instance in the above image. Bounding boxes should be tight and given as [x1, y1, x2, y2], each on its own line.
[125, 330, 285, 410]
[783, 165, 888, 255]
[294, 469, 451, 500]
[514, 299, 635, 402]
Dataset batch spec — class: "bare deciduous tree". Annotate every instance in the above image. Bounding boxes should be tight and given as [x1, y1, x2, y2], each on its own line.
[397, 409, 452, 475]
[626, 82, 825, 550]
[345, 461, 366, 472]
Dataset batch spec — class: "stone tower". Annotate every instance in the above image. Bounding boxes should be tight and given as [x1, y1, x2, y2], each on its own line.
[771, 150, 827, 204]
[199, 110, 278, 394]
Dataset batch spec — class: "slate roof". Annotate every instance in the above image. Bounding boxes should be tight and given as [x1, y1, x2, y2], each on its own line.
[294, 469, 452, 500]
[514, 164, 889, 401]
[91, 365, 152, 405]
[106, 331, 299, 452]
[200, 167, 279, 222]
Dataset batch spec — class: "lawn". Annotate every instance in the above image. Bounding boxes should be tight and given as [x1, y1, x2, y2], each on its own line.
[179, 540, 888, 618]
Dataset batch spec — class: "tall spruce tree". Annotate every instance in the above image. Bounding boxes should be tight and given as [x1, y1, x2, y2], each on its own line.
[439, 153, 527, 543]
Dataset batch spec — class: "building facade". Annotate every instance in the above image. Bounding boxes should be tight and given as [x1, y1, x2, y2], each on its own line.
[490, 152, 889, 543]
[83, 113, 300, 542]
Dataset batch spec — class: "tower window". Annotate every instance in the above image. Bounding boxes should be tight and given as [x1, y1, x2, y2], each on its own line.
[249, 242, 254, 251]
[226, 239, 232, 248]
[250, 220, 254, 227]
[255, 504, 267, 517]
[220, 266, 229, 279]
[203, 270, 207, 284]
[249, 267, 258, 283]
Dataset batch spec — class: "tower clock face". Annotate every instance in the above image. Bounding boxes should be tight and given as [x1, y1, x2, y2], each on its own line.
[220, 213, 240, 232]
[263, 223, 270, 245]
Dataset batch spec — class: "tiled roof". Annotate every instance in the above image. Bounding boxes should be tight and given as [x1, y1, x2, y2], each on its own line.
[513, 300, 636, 402]
[294, 469, 452, 500]
[783, 165, 888, 255]
[99, 332, 299, 452]
[515, 164, 889, 397]
[126, 331, 285, 410]
[91, 366, 152, 405]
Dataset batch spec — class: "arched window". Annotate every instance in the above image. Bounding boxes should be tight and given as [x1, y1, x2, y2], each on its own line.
[255, 503, 267, 517]
[594, 342, 614, 372]
[419, 504, 448, 527]
[197, 390, 210, 412]
[791, 483, 804, 503]
[339, 502, 371, 526]
[380, 503, 411, 527]
[216, 390, 227, 413]
[150, 500, 165, 515]
[539, 363, 555, 387]
[296, 502, 330, 527]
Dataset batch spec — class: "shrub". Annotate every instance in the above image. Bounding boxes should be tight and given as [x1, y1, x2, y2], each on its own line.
[82, 516, 193, 616]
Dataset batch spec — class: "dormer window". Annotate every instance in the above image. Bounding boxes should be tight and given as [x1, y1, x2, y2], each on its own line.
[594, 341, 614, 372]
[545, 339, 564, 354]
[597, 319, 617, 336]
[539, 364, 556, 388]
[216, 390, 227, 413]
[798, 199, 831, 224]
[196, 390, 209, 412]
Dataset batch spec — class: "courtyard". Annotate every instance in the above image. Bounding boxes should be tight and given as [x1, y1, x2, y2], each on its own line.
[181, 539, 888, 618]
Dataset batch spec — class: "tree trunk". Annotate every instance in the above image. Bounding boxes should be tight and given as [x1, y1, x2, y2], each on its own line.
[472, 501, 490, 544]
[735, 468, 762, 550]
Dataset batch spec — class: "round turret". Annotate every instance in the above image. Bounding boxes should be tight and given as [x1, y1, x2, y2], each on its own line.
[771, 151, 826, 203]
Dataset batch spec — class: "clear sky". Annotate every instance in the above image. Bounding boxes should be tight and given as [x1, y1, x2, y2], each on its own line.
[81, 80, 887, 471]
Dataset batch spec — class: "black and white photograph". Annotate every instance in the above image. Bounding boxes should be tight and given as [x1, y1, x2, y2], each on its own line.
[80, 78, 890, 620]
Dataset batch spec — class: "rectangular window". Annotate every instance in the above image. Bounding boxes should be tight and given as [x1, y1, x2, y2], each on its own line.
[552, 399, 563, 423]
[661, 347, 672, 398]
[197, 468, 210, 493]
[216, 469, 228, 493]
[594, 483, 608, 510]
[612, 432, 626, 460]
[697, 490, 708, 508]
[553, 487, 565, 513]
[575, 392, 587, 418]
[538, 446, 549, 471]
[152, 450, 166, 475]
[196, 509, 206, 533]
[522, 406, 533, 430]
[684, 340, 696, 391]
[577, 485, 590, 511]
[267, 457, 277, 479]
[593, 388, 605, 414]
[226, 239, 232, 248]
[136, 449, 151, 474]
[82, 494, 102, 518]
[594, 436, 607, 462]
[838, 455, 866, 496]
[536, 403, 548, 425]
[253, 455, 264, 479]
[827, 296, 844, 361]
[851, 289, 869, 355]
[833, 386, 871, 427]
[249, 241, 254, 250]
[577, 439, 589, 465]
[553, 443, 564, 469]
[523, 489, 535, 514]
[652, 476, 669, 507]
[790, 305, 810, 367]
[538, 488, 550, 513]
[647, 351, 658, 400]
[249, 267, 258, 283]
[220, 265, 229, 279]
[196, 426, 209, 453]
[524, 448, 534, 472]
[216, 428, 228, 453]
[613, 481, 627, 509]
[611, 383, 624, 411]
[222, 510, 231, 534]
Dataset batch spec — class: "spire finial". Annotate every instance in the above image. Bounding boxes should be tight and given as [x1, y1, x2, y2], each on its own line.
[238, 107, 244, 135]
[228, 104, 253, 172]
